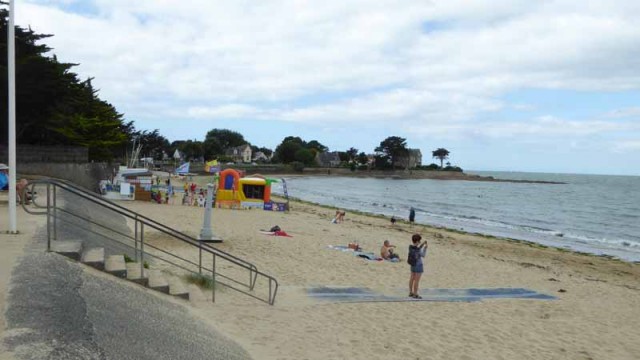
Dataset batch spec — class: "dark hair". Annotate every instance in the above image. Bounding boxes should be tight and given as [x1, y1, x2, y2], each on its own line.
[412, 234, 422, 243]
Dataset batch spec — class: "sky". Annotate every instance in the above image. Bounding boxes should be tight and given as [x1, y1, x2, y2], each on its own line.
[14, 0, 640, 175]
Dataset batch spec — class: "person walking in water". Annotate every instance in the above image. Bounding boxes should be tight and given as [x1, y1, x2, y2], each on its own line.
[408, 234, 428, 299]
[409, 207, 416, 224]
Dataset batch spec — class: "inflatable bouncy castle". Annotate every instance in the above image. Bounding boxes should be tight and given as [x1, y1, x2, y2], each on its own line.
[216, 169, 283, 209]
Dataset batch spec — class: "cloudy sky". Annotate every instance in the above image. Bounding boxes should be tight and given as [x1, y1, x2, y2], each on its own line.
[16, 0, 640, 175]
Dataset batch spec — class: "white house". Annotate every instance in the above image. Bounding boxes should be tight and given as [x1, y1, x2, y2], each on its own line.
[225, 144, 252, 163]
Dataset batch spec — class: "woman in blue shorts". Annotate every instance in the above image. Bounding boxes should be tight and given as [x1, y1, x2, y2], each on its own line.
[408, 234, 428, 299]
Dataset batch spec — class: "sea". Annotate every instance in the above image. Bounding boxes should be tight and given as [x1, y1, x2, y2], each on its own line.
[271, 172, 640, 262]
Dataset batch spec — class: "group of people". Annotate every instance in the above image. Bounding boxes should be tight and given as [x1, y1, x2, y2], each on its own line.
[379, 234, 428, 298]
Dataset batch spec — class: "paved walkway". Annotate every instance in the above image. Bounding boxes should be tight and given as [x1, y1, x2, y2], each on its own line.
[0, 204, 251, 360]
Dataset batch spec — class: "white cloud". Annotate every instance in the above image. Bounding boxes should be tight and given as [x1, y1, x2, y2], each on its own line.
[613, 140, 640, 153]
[15, 0, 640, 142]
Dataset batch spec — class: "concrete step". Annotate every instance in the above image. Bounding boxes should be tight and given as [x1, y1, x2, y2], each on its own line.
[51, 241, 83, 261]
[126, 262, 148, 286]
[168, 277, 190, 300]
[186, 284, 208, 302]
[105, 255, 127, 278]
[148, 270, 170, 294]
[81, 247, 105, 271]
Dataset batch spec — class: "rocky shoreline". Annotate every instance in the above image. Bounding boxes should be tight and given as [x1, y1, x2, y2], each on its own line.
[297, 168, 566, 184]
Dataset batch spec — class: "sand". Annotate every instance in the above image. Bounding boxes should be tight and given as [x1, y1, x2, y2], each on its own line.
[118, 179, 640, 360]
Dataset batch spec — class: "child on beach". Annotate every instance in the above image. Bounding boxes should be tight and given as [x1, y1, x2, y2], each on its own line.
[408, 234, 427, 299]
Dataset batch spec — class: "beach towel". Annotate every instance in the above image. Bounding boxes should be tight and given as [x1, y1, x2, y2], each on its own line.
[354, 251, 383, 261]
[259, 230, 293, 237]
[327, 246, 382, 261]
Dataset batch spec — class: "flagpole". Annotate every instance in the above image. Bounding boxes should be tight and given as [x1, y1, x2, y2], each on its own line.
[7, 0, 18, 233]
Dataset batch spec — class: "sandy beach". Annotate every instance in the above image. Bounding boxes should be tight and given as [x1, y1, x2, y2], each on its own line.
[116, 178, 640, 360]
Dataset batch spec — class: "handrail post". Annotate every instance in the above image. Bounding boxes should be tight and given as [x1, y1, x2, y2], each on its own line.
[134, 216, 138, 262]
[199, 242, 202, 275]
[140, 223, 145, 276]
[46, 184, 51, 251]
[52, 184, 57, 240]
[269, 280, 273, 305]
[212, 254, 216, 303]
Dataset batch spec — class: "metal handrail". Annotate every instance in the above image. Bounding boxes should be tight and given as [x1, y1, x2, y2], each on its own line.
[49, 179, 259, 273]
[21, 178, 278, 305]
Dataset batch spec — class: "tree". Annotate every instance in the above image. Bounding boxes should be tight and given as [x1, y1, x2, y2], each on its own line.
[432, 148, 450, 168]
[0, 9, 130, 160]
[172, 139, 204, 161]
[306, 140, 328, 153]
[274, 136, 327, 164]
[356, 152, 369, 165]
[294, 148, 315, 165]
[346, 147, 358, 162]
[274, 137, 304, 163]
[374, 136, 408, 169]
[133, 129, 170, 160]
[203, 129, 247, 158]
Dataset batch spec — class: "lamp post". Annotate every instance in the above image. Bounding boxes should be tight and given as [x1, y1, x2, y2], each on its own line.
[7, 0, 17, 233]
[198, 183, 222, 243]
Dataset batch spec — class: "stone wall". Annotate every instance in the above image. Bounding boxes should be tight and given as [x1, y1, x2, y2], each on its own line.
[0, 145, 88, 163]
[16, 162, 117, 192]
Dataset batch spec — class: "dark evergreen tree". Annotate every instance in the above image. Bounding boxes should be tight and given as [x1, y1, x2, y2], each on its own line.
[375, 136, 408, 169]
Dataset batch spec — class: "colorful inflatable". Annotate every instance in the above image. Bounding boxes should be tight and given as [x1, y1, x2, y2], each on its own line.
[216, 169, 283, 210]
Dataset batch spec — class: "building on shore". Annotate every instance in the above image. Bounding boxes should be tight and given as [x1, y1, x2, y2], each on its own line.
[397, 149, 422, 169]
[225, 144, 252, 163]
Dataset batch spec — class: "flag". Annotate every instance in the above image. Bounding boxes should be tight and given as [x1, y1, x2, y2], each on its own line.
[204, 160, 219, 173]
[176, 162, 190, 175]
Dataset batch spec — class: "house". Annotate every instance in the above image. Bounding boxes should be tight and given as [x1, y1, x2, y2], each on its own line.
[315, 151, 341, 167]
[225, 144, 252, 163]
[397, 149, 422, 169]
[253, 151, 270, 162]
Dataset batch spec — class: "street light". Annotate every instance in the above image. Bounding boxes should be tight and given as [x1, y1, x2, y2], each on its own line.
[7, 0, 17, 234]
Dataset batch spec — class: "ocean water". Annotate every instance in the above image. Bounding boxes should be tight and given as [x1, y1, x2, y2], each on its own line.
[272, 172, 640, 262]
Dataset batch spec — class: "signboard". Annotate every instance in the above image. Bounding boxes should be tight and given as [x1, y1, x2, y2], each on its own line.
[264, 202, 287, 212]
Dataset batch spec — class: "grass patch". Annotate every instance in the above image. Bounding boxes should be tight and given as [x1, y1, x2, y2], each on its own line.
[123, 254, 149, 268]
[184, 273, 216, 290]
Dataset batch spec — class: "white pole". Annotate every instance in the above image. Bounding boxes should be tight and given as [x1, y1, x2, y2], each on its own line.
[198, 183, 221, 242]
[8, 0, 18, 233]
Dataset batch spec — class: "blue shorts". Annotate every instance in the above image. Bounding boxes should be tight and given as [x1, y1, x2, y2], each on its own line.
[411, 263, 424, 273]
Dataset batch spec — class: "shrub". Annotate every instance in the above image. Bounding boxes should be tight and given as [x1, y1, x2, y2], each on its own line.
[443, 165, 463, 172]
[184, 273, 216, 289]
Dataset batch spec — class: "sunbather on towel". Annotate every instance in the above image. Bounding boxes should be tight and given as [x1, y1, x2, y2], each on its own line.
[381, 240, 400, 261]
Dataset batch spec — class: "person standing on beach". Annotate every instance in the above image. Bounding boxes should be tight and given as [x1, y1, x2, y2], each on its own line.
[409, 207, 416, 224]
[408, 234, 427, 299]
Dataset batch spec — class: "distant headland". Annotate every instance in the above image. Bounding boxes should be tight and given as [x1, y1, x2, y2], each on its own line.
[242, 166, 566, 184]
